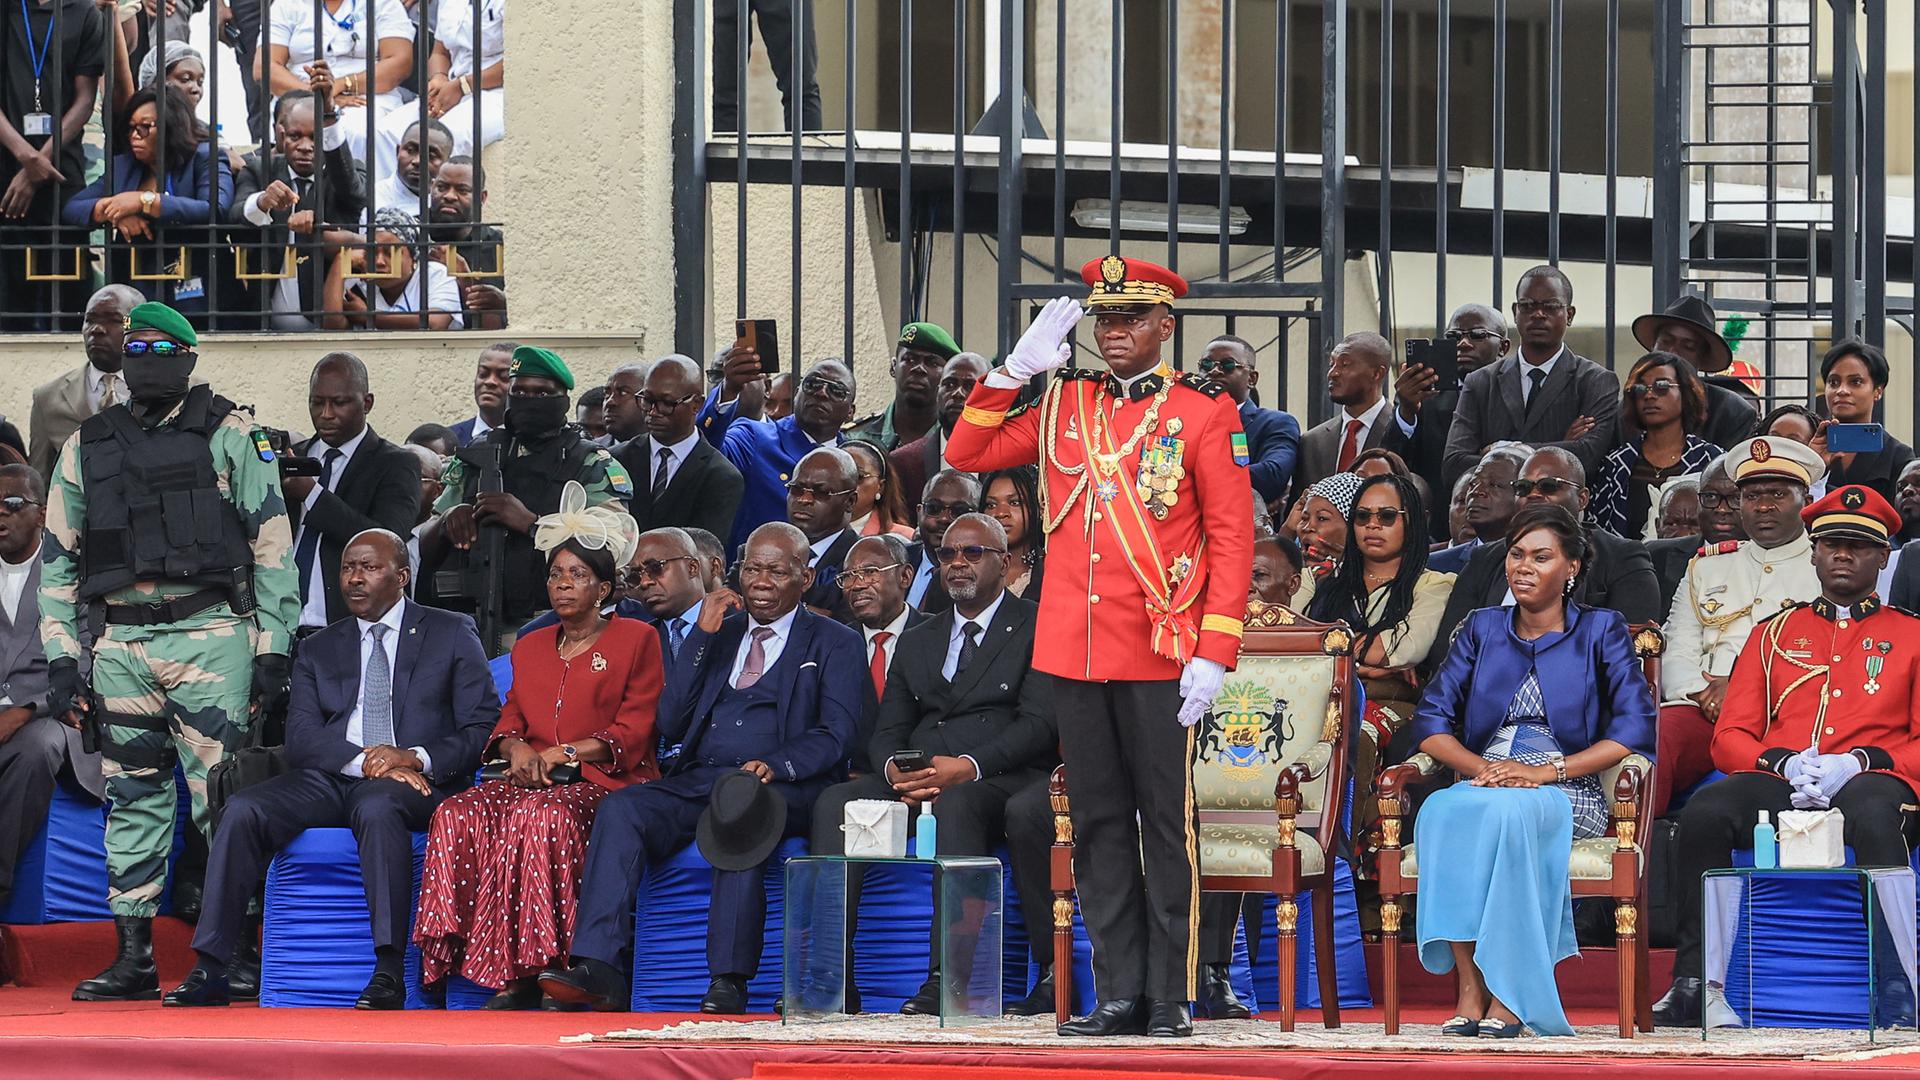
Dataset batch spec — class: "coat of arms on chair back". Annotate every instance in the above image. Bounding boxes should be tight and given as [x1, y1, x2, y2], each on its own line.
[1192, 602, 1356, 878]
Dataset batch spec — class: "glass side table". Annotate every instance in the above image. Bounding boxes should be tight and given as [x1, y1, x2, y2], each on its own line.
[1702, 866, 1918, 1041]
[782, 855, 1003, 1027]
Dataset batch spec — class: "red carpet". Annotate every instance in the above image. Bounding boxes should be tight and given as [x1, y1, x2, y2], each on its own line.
[2, 921, 1909, 1080]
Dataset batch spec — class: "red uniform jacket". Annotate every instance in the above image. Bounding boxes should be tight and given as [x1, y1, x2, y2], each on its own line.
[946, 365, 1253, 682]
[490, 615, 664, 790]
[1712, 596, 1920, 794]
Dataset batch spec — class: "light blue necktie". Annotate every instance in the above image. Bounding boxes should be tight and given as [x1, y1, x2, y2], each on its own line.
[666, 617, 687, 659]
[361, 624, 394, 748]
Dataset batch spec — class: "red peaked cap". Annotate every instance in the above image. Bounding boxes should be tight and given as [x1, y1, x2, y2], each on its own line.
[1080, 255, 1189, 310]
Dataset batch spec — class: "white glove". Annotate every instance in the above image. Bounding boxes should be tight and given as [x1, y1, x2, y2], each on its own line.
[1781, 748, 1818, 787]
[1805, 751, 1865, 804]
[1176, 657, 1227, 729]
[1002, 296, 1083, 381]
[1790, 779, 1828, 810]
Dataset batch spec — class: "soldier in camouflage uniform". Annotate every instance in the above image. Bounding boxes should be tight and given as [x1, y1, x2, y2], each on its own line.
[40, 303, 298, 1002]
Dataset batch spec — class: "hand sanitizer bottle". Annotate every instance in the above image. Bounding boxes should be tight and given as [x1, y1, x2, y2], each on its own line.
[917, 801, 938, 859]
[1753, 810, 1777, 869]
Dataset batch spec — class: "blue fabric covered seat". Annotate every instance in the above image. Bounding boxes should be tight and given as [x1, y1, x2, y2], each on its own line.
[3, 771, 191, 925]
[630, 837, 808, 1011]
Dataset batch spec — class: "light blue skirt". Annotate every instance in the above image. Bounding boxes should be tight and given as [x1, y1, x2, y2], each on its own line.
[1414, 782, 1579, 1036]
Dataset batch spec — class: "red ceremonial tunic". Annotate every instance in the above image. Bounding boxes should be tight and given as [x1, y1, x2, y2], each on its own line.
[946, 365, 1253, 682]
[1712, 596, 1920, 794]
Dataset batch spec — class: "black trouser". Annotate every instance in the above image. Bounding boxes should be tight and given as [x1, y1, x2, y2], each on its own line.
[712, 0, 822, 132]
[0, 717, 70, 909]
[1199, 893, 1267, 968]
[811, 768, 1048, 974]
[1673, 770, 1920, 981]
[1057, 677, 1196, 1003]
[191, 768, 445, 965]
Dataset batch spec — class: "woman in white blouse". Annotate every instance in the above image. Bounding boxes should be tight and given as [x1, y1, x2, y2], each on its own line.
[378, 0, 505, 168]
[261, 0, 416, 173]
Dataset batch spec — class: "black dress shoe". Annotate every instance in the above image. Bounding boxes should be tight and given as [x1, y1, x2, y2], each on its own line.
[227, 940, 261, 1001]
[161, 968, 230, 1007]
[483, 978, 543, 1011]
[700, 974, 749, 1015]
[1058, 997, 1146, 1036]
[356, 971, 408, 1011]
[171, 878, 204, 924]
[73, 916, 159, 1002]
[1005, 970, 1055, 1017]
[1146, 999, 1193, 1037]
[1197, 963, 1249, 1020]
[538, 959, 631, 1012]
[1651, 977, 1702, 1027]
[900, 974, 942, 1015]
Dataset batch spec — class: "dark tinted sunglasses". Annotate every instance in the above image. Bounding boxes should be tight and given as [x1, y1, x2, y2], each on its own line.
[1511, 477, 1583, 498]
[936, 544, 1006, 565]
[1351, 507, 1406, 527]
[800, 377, 855, 402]
[124, 340, 194, 357]
[0, 496, 41, 514]
[1628, 379, 1679, 398]
[632, 556, 698, 580]
[1198, 357, 1245, 374]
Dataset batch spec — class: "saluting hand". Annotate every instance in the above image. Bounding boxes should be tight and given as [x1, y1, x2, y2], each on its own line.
[1002, 296, 1082, 381]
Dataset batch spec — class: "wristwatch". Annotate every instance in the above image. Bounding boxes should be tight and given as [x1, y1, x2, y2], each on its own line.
[1546, 752, 1567, 783]
[560, 744, 580, 763]
[140, 191, 158, 216]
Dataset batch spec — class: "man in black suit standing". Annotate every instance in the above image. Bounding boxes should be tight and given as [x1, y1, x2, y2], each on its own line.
[1294, 332, 1394, 492]
[811, 513, 1057, 1013]
[612, 355, 744, 540]
[780, 447, 860, 623]
[905, 470, 980, 615]
[285, 354, 425, 639]
[1431, 447, 1661, 654]
[1442, 266, 1621, 493]
[1386, 303, 1511, 538]
[162, 530, 498, 1009]
[840, 534, 927, 776]
[229, 86, 368, 330]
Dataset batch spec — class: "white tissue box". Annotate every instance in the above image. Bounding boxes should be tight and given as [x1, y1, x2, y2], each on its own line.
[842, 799, 908, 858]
[1778, 808, 1846, 868]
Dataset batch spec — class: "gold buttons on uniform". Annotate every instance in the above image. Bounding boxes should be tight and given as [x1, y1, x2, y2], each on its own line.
[1091, 553, 1102, 563]
[1832, 689, 1842, 697]
[1090, 595, 1101, 604]
[1093, 512, 1103, 522]
[1834, 656, 1844, 663]
[1827, 727, 1836, 735]
[1763, 565, 1773, 574]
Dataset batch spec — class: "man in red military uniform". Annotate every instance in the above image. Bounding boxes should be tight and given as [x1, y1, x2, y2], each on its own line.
[948, 256, 1254, 1038]
[1655, 484, 1920, 1028]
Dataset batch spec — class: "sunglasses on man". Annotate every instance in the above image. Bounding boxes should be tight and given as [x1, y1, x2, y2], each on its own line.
[1510, 477, 1583, 498]
[936, 544, 1007, 565]
[0, 496, 41, 514]
[124, 340, 194, 357]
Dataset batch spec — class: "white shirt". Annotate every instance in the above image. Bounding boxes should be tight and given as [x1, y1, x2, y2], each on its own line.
[295, 427, 369, 629]
[941, 592, 1005, 681]
[340, 599, 432, 777]
[648, 429, 700, 491]
[346, 260, 465, 329]
[370, 173, 427, 217]
[87, 363, 124, 413]
[1518, 345, 1567, 406]
[1338, 395, 1390, 453]
[863, 606, 911, 676]
[270, 0, 413, 81]
[467, 412, 495, 443]
[436, 0, 504, 79]
[727, 605, 799, 687]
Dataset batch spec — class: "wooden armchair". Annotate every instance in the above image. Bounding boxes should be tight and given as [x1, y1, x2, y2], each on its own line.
[1373, 622, 1665, 1038]
[1049, 604, 1358, 1029]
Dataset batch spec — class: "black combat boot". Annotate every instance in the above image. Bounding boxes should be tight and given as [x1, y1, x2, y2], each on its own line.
[73, 916, 160, 1001]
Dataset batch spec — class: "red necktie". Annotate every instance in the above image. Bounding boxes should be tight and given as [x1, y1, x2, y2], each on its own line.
[869, 631, 893, 699]
[1336, 418, 1364, 472]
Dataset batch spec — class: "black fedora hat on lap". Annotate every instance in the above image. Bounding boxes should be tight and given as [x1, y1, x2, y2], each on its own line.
[696, 770, 788, 871]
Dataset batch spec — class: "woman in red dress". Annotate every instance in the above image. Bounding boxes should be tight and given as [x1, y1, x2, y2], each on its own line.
[414, 485, 662, 1009]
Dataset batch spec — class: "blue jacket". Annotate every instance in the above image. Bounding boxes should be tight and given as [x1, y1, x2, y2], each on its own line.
[63, 144, 231, 230]
[697, 387, 843, 551]
[660, 606, 864, 784]
[284, 601, 500, 787]
[1238, 400, 1302, 503]
[1409, 602, 1656, 761]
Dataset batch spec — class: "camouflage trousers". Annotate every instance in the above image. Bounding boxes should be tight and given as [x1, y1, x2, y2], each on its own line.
[94, 624, 253, 918]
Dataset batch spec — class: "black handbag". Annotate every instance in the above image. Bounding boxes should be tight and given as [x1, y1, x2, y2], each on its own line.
[207, 721, 286, 833]
[477, 760, 581, 785]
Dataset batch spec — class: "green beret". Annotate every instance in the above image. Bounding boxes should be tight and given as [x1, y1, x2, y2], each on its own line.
[897, 322, 960, 361]
[126, 302, 198, 347]
[507, 345, 575, 391]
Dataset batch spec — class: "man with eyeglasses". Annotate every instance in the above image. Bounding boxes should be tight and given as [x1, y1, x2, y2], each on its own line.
[611, 355, 744, 542]
[948, 256, 1255, 1038]
[1386, 304, 1510, 537]
[699, 353, 858, 553]
[0, 464, 103, 917]
[905, 470, 980, 615]
[1427, 445, 1527, 577]
[1654, 436, 1823, 819]
[1430, 446, 1659, 663]
[1199, 335, 1299, 509]
[847, 322, 962, 452]
[39, 302, 299, 1002]
[834, 534, 926, 777]
[1645, 455, 1749, 614]
[769, 446, 860, 624]
[891, 352, 991, 527]
[1632, 295, 1758, 451]
[1442, 266, 1622, 493]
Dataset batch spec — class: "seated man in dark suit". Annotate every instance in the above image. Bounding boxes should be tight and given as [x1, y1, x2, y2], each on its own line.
[1428, 446, 1527, 575]
[905, 470, 980, 614]
[163, 530, 498, 1009]
[840, 534, 928, 776]
[811, 514, 1057, 1013]
[1430, 447, 1661, 665]
[611, 355, 745, 540]
[541, 523, 864, 1014]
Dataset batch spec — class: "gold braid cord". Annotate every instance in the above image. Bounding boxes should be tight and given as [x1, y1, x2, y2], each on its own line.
[1038, 372, 1173, 535]
[1757, 612, 1830, 739]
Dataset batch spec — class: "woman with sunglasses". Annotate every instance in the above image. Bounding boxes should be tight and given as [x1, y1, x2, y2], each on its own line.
[1307, 473, 1455, 855]
[63, 86, 232, 323]
[1590, 352, 1722, 540]
[842, 440, 914, 539]
[980, 465, 1046, 598]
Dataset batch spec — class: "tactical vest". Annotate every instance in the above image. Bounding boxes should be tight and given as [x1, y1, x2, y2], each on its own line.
[447, 429, 598, 621]
[76, 385, 255, 601]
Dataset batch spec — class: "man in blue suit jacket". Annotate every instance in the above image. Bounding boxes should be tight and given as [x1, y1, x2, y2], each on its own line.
[543, 523, 864, 1014]
[163, 531, 498, 1010]
[696, 353, 859, 552]
[1200, 335, 1300, 506]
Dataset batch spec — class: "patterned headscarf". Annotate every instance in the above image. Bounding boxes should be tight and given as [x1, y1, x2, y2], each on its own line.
[370, 206, 422, 247]
[1305, 472, 1364, 521]
[140, 41, 205, 93]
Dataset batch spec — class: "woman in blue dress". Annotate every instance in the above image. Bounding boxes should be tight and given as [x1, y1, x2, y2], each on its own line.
[1408, 503, 1656, 1037]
